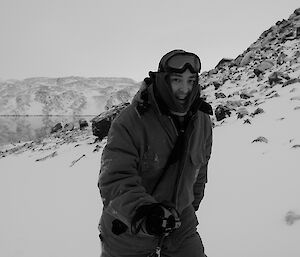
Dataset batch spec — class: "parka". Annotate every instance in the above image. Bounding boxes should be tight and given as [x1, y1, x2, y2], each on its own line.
[98, 82, 212, 256]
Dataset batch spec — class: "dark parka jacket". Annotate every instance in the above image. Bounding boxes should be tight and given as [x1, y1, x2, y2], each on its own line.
[98, 83, 212, 254]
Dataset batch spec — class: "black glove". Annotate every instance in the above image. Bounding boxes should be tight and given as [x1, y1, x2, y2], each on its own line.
[132, 203, 181, 236]
[112, 219, 128, 235]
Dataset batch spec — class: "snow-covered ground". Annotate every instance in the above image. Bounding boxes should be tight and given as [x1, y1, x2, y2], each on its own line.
[0, 79, 299, 257]
[1, 14, 300, 256]
[0, 132, 103, 257]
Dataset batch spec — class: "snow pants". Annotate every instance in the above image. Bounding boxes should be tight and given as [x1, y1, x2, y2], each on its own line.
[99, 205, 206, 257]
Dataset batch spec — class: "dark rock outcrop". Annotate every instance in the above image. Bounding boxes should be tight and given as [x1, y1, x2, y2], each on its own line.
[63, 123, 74, 132]
[215, 105, 231, 121]
[79, 119, 88, 130]
[252, 136, 268, 143]
[215, 92, 227, 99]
[91, 102, 130, 141]
[50, 123, 62, 133]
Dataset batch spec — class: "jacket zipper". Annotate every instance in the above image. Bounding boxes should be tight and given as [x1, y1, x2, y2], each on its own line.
[173, 115, 197, 210]
[167, 116, 178, 137]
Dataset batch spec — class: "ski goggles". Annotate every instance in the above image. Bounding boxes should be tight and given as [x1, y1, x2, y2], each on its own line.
[159, 51, 201, 74]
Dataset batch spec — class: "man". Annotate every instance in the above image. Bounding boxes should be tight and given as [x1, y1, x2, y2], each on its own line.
[98, 49, 213, 257]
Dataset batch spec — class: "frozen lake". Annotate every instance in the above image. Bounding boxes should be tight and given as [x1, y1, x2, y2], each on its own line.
[0, 115, 95, 147]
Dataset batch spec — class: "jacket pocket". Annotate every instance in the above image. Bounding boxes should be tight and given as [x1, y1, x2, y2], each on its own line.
[141, 148, 160, 172]
[190, 149, 206, 182]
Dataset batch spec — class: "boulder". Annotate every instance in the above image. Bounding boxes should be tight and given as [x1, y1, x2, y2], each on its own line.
[215, 58, 233, 69]
[215, 92, 227, 99]
[282, 78, 300, 87]
[252, 136, 268, 143]
[79, 119, 88, 130]
[213, 81, 222, 90]
[63, 122, 74, 132]
[255, 60, 274, 73]
[244, 101, 252, 106]
[240, 92, 253, 99]
[243, 118, 251, 124]
[208, 69, 218, 76]
[251, 108, 265, 116]
[294, 8, 300, 16]
[234, 55, 243, 66]
[91, 102, 130, 140]
[237, 107, 249, 119]
[277, 52, 288, 65]
[50, 123, 62, 133]
[253, 68, 263, 77]
[92, 118, 111, 141]
[240, 51, 254, 66]
[226, 100, 243, 109]
[294, 51, 300, 59]
[268, 71, 290, 85]
[215, 105, 231, 121]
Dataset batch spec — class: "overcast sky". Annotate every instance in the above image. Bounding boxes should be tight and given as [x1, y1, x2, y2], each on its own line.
[0, 0, 299, 82]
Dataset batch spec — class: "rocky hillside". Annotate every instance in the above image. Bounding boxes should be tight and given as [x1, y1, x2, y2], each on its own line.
[0, 77, 139, 116]
[199, 8, 300, 124]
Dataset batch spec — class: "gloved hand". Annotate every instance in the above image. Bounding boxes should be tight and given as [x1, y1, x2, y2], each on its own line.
[145, 204, 181, 236]
[132, 203, 181, 236]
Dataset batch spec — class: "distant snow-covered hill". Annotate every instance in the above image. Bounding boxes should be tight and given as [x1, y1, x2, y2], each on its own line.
[0, 76, 140, 116]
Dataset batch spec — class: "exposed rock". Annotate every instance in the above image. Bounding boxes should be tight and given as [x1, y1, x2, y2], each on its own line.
[79, 119, 88, 130]
[255, 60, 274, 73]
[91, 102, 130, 140]
[215, 58, 234, 69]
[240, 51, 254, 66]
[213, 81, 222, 90]
[63, 122, 74, 132]
[266, 92, 280, 99]
[215, 92, 227, 99]
[291, 144, 300, 149]
[243, 118, 251, 124]
[92, 118, 111, 141]
[226, 100, 243, 109]
[277, 52, 288, 65]
[93, 145, 101, 152]
[244, 101, 252, 106]
[282, 78, 300, 87]
[70, 154, 86, 167]
[294, 8, 300, 16]
[237, 107, 249, 119]
[265, 90, 278, 97]
[253, 68, 263, 77]
[248, 72, 256, 79]
[251, 108, 265, 116]
[268, 71, 290, 85]
[215, 105, 231, 121]
[290, 96, 300, 101]
[50, 123, 62, 133]
[234, 55, 243, 66]
[252, 136, 268, 143]
[208, 69, 218, 76]
[240, 92, 253, 99]
[36, 151, 58, 161]
[285, 211, 300, 225]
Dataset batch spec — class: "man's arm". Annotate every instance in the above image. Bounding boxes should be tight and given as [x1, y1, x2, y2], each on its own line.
[192, 117, 212, 211]
[98, 118, 157, 227]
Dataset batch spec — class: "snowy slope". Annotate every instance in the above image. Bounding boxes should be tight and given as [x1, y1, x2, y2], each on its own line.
[0, 86, 299, 256]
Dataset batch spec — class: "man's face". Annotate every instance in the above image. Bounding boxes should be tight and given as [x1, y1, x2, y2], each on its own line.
[169, 69, 198, 105]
